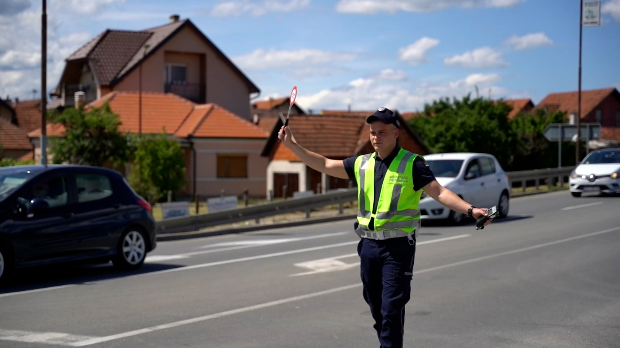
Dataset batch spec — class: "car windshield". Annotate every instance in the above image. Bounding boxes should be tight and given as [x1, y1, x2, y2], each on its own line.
[582, 150, 620, 164]
[426, 159, 464, 178]
[0, 167, 41, 200]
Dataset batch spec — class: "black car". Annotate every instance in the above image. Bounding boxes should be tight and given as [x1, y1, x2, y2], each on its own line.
[0, 165, 157, 285]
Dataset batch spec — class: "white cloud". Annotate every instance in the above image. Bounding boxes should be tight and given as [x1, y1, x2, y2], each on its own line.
[64, 0, 125, 15]
[335, 0, 524, 14]
[295, 72, 512, 112]
[371, 69, 408, 81]
[444, 47, 509, 69]
[233, 48, 357, 70]
[211, 0, 310, 17]
[602, 0, 620, 22]
[0, 2, 93, 100]
[504, 32, 553, 51]
[398, 37, 439, 66]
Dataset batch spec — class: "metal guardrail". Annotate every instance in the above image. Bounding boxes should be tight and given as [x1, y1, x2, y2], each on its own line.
[157, 166, 576, 234]
[157, 188, 357, 234]
[507, 166, 574, 192]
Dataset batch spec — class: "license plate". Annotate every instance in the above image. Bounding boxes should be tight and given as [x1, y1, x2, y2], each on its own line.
[583, 186, 600, 192]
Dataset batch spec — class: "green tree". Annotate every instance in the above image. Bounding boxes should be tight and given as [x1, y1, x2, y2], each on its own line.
[128, 133, 186, 203]
[49, 103, 132, 167]
[408, 95, 520, 169]
[0, 158, 35, 167]
[509, 108, 566, 170]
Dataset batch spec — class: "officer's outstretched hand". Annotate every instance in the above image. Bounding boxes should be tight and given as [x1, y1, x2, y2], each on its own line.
[472, 208, 493, 227]
[278, 126, 295, 147]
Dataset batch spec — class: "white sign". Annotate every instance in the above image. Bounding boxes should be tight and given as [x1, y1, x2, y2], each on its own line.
[208, 195, 238, 212]
[583, 1, 600, 26]
[161, 201, 190, 220]
[293, 190, 314, 199]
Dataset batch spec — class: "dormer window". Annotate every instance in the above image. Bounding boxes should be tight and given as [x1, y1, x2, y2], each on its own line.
[165, 63, 186, 84]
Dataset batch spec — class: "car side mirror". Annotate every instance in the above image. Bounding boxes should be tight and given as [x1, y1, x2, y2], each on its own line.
[465, 172, 476, 180]
[28, 198, 49, 215]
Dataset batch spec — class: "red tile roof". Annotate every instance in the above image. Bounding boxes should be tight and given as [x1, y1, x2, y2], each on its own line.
[12, 99, 42, 133]
[0, 117, 31, 151]
[28, 92, 266, 139]
[252, 97, 289, 110]
[503, 99, 534, 119]
[537, 88, 616, 118]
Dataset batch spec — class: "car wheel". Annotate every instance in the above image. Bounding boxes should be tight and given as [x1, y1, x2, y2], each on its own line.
[571, 192, 582, 198]
[113, 228, 147, 270]
[448, 210, 464, 225]
[0, 244, 13, 286]
[498, 192, 509, 218]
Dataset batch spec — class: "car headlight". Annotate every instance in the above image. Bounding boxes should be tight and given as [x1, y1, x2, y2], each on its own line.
[570, 171, 578, 179]
[612, 172, 618, 179]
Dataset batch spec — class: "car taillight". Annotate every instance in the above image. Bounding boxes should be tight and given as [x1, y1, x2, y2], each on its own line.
[137, 199, 152, 213]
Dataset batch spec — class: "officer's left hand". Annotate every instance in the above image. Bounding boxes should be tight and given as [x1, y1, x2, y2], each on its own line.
[472, 208, 493, 227]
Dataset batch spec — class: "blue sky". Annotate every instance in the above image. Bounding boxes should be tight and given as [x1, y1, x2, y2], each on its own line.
[1, 0, 619, 112]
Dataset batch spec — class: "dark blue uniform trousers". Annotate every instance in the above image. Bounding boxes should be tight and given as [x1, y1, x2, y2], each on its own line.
[357, 236, 416, 348]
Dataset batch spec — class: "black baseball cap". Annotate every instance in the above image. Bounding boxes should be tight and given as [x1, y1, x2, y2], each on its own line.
[366, 107, 400, 128]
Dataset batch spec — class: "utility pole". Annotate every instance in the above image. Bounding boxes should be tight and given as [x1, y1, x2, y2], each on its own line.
[577, 0, 583, 165]
[40, 0, 47, 165]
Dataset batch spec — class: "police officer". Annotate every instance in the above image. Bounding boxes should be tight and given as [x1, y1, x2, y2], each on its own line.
[277, 107, 493, 348]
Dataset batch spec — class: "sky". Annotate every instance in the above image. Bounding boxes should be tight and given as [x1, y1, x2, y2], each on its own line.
[0, 0, 619, 113]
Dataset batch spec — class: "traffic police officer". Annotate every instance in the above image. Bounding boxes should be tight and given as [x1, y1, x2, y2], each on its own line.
[277, 107, 493, 348]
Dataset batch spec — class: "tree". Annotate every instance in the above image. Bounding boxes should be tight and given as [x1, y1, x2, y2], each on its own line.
[128, 133, 186, 204]
[49, 103, 132, 167]
[408, 95, 520, 169]
[0, 158, 35, 167]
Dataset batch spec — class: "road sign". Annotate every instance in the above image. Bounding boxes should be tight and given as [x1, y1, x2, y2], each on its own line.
[543, 123, 601, 142]
[583, 1, 601, 27]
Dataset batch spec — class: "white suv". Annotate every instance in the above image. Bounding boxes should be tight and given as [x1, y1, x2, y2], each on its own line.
[419, 153, 511, 224]
[569, 148, 620, 197]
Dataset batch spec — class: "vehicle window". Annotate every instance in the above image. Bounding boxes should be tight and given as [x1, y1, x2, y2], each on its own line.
[582, 150, 620, 164]
[479, 157, 496, 176]
[0, 168, 40, 200]
[465, 160, 481, 180]
[77, 174, 113, 203]
[18, 176, 68, 208]
[426, 160, 463, 178]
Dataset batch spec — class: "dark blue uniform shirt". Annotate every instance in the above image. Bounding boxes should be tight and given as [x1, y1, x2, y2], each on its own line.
[343, 145, 436, 230]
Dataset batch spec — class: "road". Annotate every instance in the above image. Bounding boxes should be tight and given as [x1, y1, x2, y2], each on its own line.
[1, 191, 619, 348]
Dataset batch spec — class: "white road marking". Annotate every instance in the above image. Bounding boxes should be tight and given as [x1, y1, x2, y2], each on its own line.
[145, 255, 190, 262]
[290, 234, 471, 276]
[0, 285, 74, 299]
[63, 227, 619, 347]
[0, 329, 98, 346]
[562, 201, 603, 211]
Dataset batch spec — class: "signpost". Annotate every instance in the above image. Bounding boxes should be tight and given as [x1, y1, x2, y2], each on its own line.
[161, 201, 190, 220]
[543, 123, 601, 167]
[208, 195, 238, 213]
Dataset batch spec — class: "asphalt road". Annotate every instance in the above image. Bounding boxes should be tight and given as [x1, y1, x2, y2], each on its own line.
[1, 191, 619, 348]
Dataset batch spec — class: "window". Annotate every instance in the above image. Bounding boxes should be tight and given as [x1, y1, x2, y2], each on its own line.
[595, 109, 602, 124]
[217, 155, 247, 178]
[465, 160, 481, 180]
[20, 176, 68, 209]
[165, 64, 186, 84]
[425, 160, 463, 178]
[479, 157, 496, 176]
[77, 174, 113, 202]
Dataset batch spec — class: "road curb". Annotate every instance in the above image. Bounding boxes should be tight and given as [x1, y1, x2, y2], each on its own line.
[156, 189, 568, 242]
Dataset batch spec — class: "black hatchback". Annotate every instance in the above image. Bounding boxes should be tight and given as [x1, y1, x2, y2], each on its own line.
[0, 165, 157, 285]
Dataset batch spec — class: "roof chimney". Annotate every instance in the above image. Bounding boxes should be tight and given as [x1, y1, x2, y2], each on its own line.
[170, 14, 180, 23]
[74, 91, 86, 109]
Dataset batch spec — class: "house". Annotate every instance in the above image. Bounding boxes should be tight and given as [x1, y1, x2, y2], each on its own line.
[0, 98, 16, 124]
[29, 92, 269, 198]
[503, 98, 534, 119]
[260, 112, 430, 198]
[51, 14, 260, 121]
[537, 87, 620, 141]
[0, 98, 34, 160]
[252, 96, 305, 115]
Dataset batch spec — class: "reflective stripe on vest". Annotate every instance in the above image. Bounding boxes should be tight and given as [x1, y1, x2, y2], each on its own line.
[354, 148, 423, 240]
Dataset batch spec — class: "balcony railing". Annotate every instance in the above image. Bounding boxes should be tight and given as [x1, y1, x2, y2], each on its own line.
[65, 84, 97, 107]
[165, 83, 206, 104]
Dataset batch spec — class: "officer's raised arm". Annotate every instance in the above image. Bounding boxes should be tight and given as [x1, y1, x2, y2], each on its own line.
[277, 125, 349, 179]
[422, 180, 492, 225]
